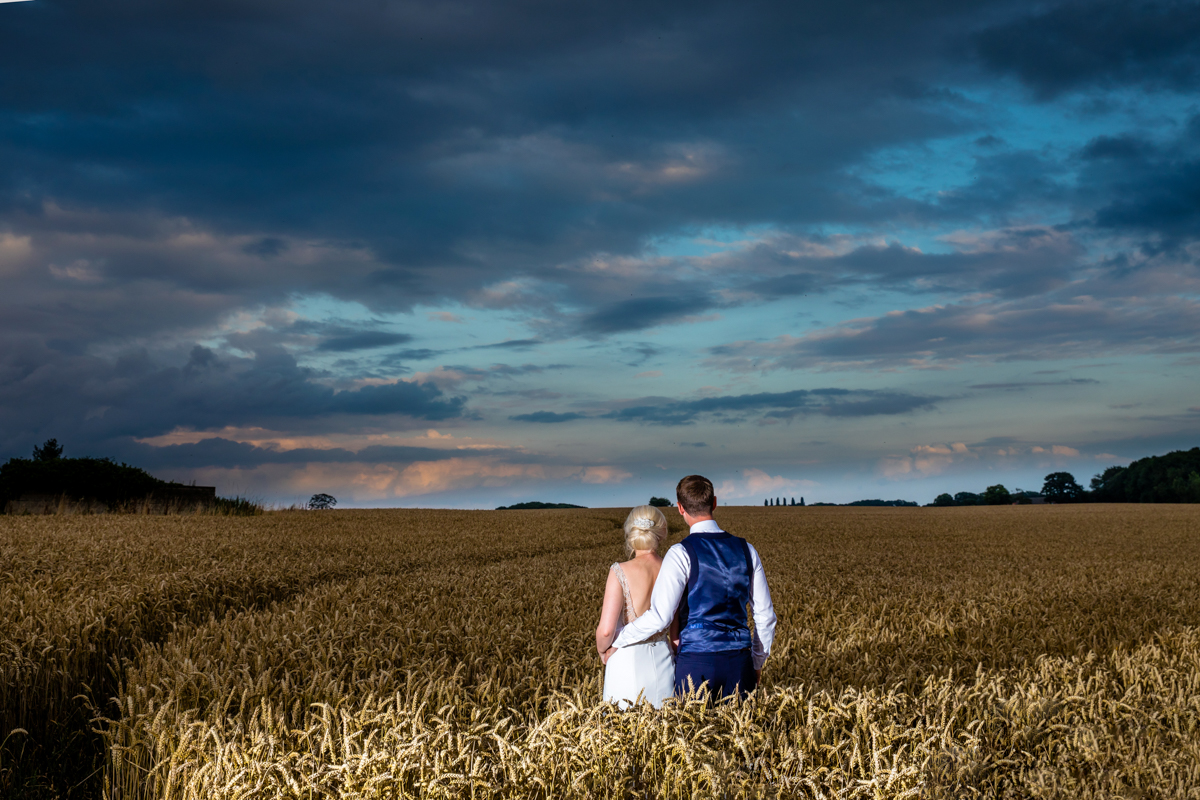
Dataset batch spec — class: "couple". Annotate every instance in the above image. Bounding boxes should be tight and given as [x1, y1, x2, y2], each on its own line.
[595, 474, 777, 708]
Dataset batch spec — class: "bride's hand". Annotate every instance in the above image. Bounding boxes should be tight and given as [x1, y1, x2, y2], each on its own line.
[600, 646, 617, 664]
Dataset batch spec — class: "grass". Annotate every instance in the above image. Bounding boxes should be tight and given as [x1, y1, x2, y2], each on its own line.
[3, 505, 1200, 798]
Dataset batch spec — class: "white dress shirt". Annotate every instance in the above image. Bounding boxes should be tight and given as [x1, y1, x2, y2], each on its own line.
[611, 519, 777, 670]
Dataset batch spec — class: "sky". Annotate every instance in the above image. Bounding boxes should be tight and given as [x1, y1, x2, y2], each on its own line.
[1, 0, 1198, 508]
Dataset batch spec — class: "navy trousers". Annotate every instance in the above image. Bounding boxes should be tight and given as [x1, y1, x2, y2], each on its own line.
[674, 648, 757, 699]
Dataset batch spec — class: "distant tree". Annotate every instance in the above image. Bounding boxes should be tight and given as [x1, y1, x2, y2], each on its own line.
[1042, 472, 1084, 503]
[307, 493, 337, 510]
[953, 491, 981, 506]
[496, 501, 586, 509]
[1090, 465, 1126, 493]
[764, 499, 768, 506]
[932, 493, 954, 507]
[32, 438, 63, 461]
[799, 496, 805, 506]
[982, 484, 1012, 505]
[649, 496, 671, 507]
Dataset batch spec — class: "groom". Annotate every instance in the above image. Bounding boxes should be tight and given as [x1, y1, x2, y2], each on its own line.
[609, 474, 776, 698]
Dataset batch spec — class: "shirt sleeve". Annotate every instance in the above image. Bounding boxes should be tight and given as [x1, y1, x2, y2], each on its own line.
[747, 542, 776, 670]
[611, 544, 689, 649]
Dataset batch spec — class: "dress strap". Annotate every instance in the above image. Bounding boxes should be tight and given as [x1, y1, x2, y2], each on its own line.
[610, 562, 636, 624]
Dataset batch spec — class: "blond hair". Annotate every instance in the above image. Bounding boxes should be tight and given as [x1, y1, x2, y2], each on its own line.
[623, 505, 668, 556]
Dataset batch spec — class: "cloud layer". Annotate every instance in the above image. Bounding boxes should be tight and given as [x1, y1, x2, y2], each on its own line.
[1, 0, 1197, 504]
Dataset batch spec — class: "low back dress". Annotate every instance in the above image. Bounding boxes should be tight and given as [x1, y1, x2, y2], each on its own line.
[602, 562, 676, 709]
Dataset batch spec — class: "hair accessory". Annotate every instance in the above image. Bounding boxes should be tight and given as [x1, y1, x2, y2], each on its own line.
[632, 518, 658, 530]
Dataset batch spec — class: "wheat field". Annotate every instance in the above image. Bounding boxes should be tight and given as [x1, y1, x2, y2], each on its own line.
[3, 505, 1200, 799]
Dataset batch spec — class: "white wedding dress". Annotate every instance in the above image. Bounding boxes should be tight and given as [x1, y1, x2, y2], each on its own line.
[602, 562, 675, 709]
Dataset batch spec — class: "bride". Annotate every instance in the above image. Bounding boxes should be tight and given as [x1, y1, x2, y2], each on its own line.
[595, 505, 677, 708]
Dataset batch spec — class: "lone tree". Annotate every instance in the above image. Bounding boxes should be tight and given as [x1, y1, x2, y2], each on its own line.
[307, 493, 337, 510]
[32, 438, 63, 461]
[649, 496, 671, 507]
[1042, 472, 1084, 503]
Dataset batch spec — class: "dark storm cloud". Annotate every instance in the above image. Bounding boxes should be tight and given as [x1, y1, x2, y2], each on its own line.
[316, 331, 414, 352]
[708, 294, 1200, 371]
[1076, 118, 1200, 238]
[2, 0, 1200, 473]
[819, 230, 1081, 297]
[969, 378, 1100, 390]
[974, 1, 1200, 98]
[469, 339, 543, 350]
[603, 388, 940, 426]
[0, 344, 466, 457]
[930, 149, 1073, 223]
[0, 0, 1191, 348]
[509, 411, 587, 423]
[0, 0, 1025, 339]
[579, 295, 713, 335]
[681, 225, 1085, 304]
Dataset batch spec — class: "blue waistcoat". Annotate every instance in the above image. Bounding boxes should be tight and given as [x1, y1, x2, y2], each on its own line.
[676, 530, 753, 654]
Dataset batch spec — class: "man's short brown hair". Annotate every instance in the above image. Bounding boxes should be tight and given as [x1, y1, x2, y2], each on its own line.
[676, 474, 715, 515]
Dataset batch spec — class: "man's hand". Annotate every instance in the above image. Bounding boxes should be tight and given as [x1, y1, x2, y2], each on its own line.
[755, 668, 762, 683]
[600, 646, 617, 664]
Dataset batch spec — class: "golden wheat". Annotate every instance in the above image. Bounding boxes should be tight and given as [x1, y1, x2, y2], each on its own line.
[3, 505, 1200, 798]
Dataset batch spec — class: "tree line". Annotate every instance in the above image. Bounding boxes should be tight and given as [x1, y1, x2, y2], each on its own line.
[931, 447, 1200, 506]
